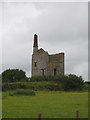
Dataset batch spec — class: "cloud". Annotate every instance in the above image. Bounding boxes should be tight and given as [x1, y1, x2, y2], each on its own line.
[73, 62, 88, 80]
[2, 2, 43, 76]
[1, 2, 88, 80]
[0, 3, 2, 73]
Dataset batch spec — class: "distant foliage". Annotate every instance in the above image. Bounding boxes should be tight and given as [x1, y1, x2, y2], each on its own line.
[2, 73, 85, 91]
[2, 69, 27, 82]
[61, 74, 84, 91]
[30, 74, 85, 91]
[2, 81, 62, 91]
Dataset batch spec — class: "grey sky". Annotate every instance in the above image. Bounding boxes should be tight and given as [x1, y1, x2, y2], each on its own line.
[0, 2, 88, 80]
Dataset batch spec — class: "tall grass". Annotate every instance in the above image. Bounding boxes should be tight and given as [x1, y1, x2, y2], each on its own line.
[14, 89, 35, 96]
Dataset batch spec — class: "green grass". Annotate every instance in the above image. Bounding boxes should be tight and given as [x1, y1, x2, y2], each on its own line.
[2, 91, 88, 118]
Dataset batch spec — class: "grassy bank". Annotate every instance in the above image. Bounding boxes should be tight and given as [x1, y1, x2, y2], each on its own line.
[2, 91, 88, 118]
[2, 81, 88, 91]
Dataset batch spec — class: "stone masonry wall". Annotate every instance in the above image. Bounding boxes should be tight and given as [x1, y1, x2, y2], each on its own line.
[32, 50, 64, 76]
[32, 49, 48, 76]
[48, 53, 64, 76]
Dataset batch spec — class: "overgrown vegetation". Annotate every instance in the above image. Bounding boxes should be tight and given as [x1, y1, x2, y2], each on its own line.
[2, 81, 61, 91]
[2, 74, 86, 91]
[13, 89, 35, 96]
[2, 69, 28, 82]
[2, 69, 87, 91]
[30, 74, 85, 91]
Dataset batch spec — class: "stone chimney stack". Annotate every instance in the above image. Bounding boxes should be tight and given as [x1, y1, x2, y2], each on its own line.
[33, 34, 38, 53]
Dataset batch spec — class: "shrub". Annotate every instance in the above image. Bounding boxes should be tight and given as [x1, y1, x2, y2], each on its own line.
[2, 82, 35, 91]
[2, 69, 28, 82]
[14, 89, 35, 96]
[30, 74, 85, 91]
[61, 74, 84, 91]
[2, 74, 85, 91]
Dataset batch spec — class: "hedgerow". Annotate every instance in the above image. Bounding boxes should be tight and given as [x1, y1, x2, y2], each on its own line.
[2, 74, 85, 91]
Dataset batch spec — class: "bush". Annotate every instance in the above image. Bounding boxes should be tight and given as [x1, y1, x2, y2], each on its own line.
[2, 69, 28, 82]
[14, 89, 35, 96]
[2, 74, 85, 91]
[62, 74, 84, 91]
[2, 82, 35, 91]
[30, 74, 85, 91]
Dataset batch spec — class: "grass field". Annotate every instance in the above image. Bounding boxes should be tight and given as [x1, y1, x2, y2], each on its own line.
[2, 91, 88, 118]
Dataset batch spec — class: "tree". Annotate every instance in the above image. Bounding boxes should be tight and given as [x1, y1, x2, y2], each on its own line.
[62, 74, 84, 91]
[2, 69, 27, 82]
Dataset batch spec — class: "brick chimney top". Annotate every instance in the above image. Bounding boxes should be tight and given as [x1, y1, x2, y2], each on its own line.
[33, 34, 38, 47]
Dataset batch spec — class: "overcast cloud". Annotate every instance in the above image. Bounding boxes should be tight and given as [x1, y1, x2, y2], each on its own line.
[0, 2, 88, 80]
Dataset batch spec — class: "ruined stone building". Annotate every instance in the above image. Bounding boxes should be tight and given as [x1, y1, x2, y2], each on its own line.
[32, 34, 65, 76]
